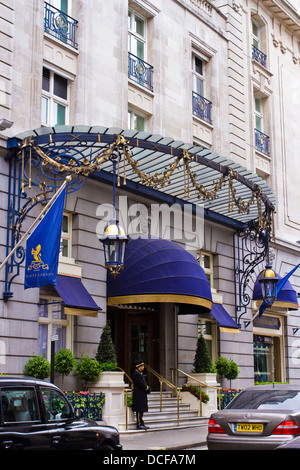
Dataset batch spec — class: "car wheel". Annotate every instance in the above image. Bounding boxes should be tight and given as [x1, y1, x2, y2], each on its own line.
[97, 444, 114, 451]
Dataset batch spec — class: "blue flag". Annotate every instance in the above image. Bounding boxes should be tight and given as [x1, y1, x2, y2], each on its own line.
[24, 188, 66, 289]
[259, 263, 300, 318]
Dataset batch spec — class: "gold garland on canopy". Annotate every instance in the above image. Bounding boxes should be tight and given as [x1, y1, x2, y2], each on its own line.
[20, 134, 272, 230]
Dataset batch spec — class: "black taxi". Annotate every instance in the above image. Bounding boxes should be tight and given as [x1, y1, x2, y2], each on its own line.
[0, 377, 122, 450]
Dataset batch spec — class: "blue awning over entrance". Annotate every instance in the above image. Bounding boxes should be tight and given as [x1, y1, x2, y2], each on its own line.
[107, 237, 212, 313]
[55, 275, 100, 317]
[253, 271, 298, 310]
[211, 303, 240, 332]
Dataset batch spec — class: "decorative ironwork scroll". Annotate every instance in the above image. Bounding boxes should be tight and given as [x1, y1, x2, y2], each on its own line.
[44, 2, 78, 49]
[234, 222, 270, 326]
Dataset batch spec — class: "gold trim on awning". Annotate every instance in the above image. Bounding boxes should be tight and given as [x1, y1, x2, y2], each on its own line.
[108, 294, 212, 309]
[64, 307, 98, 317]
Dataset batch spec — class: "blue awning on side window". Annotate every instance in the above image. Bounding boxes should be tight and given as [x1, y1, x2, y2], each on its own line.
[253, 271, 298, 310]
[55, 275, 100, 317]
[210, 303, 240, 333]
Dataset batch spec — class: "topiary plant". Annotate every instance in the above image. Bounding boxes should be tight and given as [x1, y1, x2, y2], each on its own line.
[24, 354, 51, 380]
[214, 356, 239, 387]
[95, 322, 117, 371]
[192, 331, 212, 373]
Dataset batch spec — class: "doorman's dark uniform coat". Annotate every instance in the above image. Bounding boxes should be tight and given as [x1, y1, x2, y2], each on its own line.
[132, 369, 150, 412]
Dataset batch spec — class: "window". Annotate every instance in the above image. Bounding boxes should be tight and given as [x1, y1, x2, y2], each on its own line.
[60, 213, 72, 258]
[128, 8, 153, 91]
[192, 54, 212, 125]
[197, 319, 215, 360]
[41, 67, 69, 126]
[253, 315, 283, 383]
[197, 251, 214, 288]
[51, 0, 69, 15]
[1, 388, 39, 423]
[193, 55, 205, 98]
[38, 299, 73, 359]
[128, 9, 146, 60]
[251, 18, 267, 67]
[227, 389, 300, 410]
[128, 109, 145, 132]
[41, 387, 72, 421]
[252, 19, 260, 50]
[254, 95, 270, 156]
[254, 97, 263, 132]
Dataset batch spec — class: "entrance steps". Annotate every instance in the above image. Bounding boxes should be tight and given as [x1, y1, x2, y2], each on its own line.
[125, 391, 209, 431]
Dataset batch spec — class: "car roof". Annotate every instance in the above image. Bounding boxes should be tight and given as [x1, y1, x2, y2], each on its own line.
[242, 384, 300, 391]
[0, 377, 59, 388]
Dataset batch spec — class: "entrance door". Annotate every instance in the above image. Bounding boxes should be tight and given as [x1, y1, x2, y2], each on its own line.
[128, 314, 152, 373]
[109, 308, 159, 390]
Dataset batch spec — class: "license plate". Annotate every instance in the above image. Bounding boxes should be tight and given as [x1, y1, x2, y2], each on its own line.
[234, 423, 263, 433]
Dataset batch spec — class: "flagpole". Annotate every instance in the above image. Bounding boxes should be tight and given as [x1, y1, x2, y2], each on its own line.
[0, 176, 71, 272]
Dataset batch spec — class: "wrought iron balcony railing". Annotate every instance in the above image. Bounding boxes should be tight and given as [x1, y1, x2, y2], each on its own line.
[44, 2, 78, 50]
[192, 91, 213, 125]
[255, 128, 270, 156]
[252, 45, 267, 68]
[128, 52, 153, 92]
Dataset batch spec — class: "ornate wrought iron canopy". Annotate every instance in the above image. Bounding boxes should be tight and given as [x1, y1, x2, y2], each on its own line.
[4, 125, 277, 303]
[7, 125, 276, 225]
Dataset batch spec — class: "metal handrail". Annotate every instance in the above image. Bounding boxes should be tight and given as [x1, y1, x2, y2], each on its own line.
[145, 364, 181, 426]
[116, 366, 133, 387]
[170, 367, 222, 416]
[121, 365, 182, 429]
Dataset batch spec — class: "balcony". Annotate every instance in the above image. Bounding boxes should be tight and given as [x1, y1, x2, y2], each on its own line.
[44, 2, 78, 50]
[128, 52, 153, 92]
[252, 45, 267, 68]
[192, 91, 213, 125]
[255, 128, 270, 156]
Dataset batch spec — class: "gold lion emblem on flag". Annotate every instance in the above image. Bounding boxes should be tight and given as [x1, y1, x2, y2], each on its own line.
[27, 244, 49, 271]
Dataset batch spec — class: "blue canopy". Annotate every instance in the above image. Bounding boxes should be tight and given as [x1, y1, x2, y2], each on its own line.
[211, 303, 239, 331]
[55, 275, 100, 317]
[253, 271, 298, 310]
[107, 237, 212, 313]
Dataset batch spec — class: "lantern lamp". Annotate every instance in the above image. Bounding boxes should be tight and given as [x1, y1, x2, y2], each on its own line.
[259, 264, 279, 305]
[100, 218, 128, 277]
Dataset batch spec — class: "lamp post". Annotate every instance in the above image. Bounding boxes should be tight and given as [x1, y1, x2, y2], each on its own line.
[99, 154, 128, 276]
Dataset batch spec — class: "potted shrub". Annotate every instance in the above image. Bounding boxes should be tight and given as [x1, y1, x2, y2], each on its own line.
[54, 349, 76, 390]
[24, 354, 51, 380]
[75, 355, 101, 390]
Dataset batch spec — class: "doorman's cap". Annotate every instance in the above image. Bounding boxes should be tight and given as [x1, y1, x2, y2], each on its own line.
[135, 360, 145, 368]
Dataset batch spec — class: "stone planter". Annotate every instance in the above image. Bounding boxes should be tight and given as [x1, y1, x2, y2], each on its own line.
[186, 372, 218, 387]
[184, 372, 220, 415]
[180, 390, 210, 417]
[88, 371, 130, 429]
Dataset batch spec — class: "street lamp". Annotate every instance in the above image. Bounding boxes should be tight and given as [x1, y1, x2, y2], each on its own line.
[100, 218, 127, 277]
[99, 152, 128, 276]
[259, 264, 278, 305]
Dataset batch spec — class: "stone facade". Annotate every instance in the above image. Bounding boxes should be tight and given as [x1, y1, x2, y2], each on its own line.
[0, 0, 300, 391]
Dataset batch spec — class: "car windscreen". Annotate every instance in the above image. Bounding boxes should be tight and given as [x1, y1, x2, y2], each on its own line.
[226, 389, 300, 410]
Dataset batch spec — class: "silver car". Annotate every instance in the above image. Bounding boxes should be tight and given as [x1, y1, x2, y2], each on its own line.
[207, 384, 300, 450]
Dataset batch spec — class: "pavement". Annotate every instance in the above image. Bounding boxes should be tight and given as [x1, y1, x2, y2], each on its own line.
[119, 425, 208, 450]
